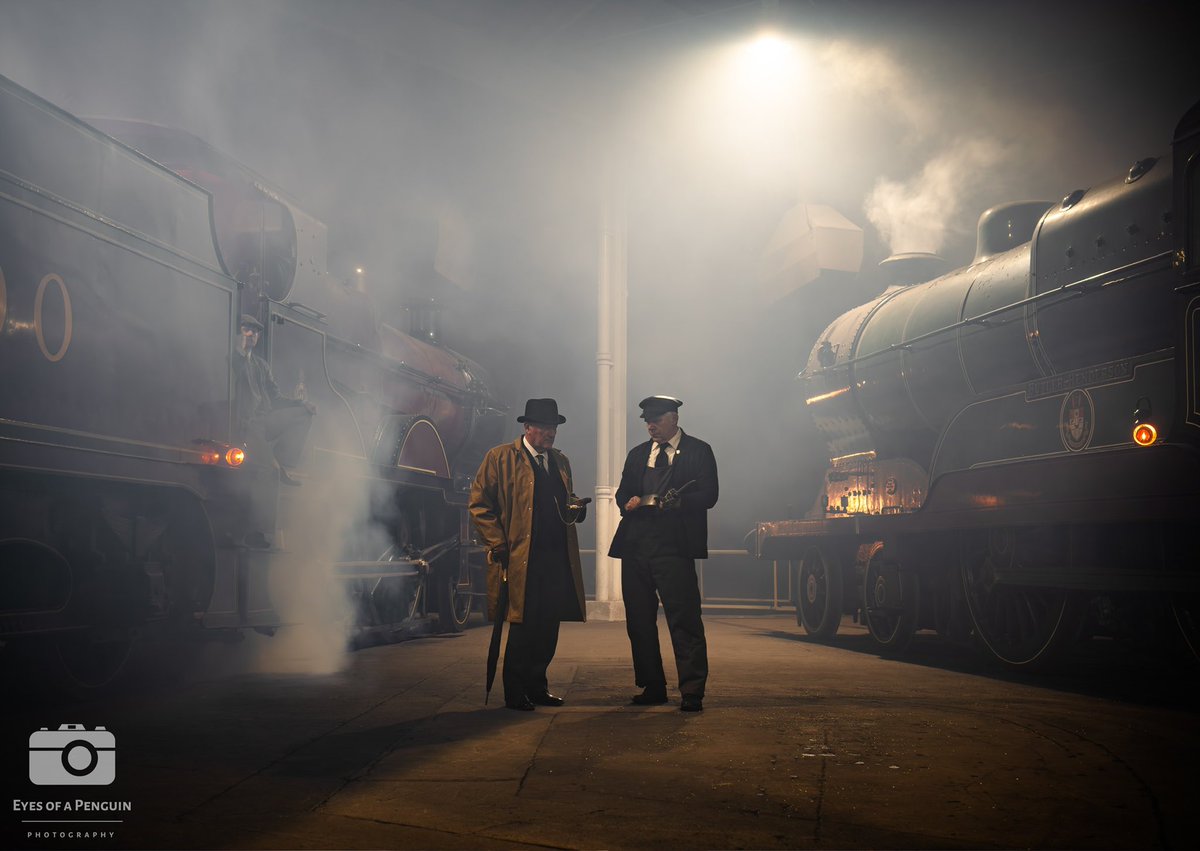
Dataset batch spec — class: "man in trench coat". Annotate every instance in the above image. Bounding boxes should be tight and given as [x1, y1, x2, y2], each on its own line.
[469, 398, 588, 711]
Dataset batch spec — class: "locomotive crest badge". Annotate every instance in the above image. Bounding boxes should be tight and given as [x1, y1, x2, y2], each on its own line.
[1059, 388, 1095, 452]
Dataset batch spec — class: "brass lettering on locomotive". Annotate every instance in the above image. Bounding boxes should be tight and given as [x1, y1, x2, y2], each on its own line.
[33, 273, 73, 362]
[1027, 359, 1132, 400]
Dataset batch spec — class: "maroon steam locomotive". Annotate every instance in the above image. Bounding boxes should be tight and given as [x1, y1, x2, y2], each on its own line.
[0, 73, 504, 690]
[750, 100, 1200, 669]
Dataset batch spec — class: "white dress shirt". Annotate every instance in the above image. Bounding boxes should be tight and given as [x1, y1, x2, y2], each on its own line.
[647, 429, 682, 468]
[523, 436, 548, 471]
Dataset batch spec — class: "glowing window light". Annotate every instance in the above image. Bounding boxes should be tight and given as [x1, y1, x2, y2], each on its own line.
[1132, 423, 1157, 446]
[806, 386, 849, 405]
[829, 449, 877, 465]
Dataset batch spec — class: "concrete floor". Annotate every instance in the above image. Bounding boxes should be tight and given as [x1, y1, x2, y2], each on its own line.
[4, 613, 1198, 849]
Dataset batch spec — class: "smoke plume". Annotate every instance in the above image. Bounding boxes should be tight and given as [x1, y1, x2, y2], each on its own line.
[864, 136, 1011, 256]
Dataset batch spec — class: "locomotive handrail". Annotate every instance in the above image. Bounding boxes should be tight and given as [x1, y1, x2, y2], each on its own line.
[811, 249, 1175, 374]
[322, 333, 477, 399]
[284, 300, 327, 321]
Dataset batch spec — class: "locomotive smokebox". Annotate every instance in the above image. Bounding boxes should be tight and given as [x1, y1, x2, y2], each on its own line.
[877, 252, 948, 287]
[973, 200, 1052, 263]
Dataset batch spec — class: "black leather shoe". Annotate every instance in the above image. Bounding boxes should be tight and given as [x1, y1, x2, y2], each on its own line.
[504, 697, 535, 711]
[630, 688, 668, 706]
[528, 691, 564, 706]
[680, 695, 703, 712]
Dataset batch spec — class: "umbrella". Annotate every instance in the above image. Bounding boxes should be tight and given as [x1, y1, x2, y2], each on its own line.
[484, 566, 507, 705]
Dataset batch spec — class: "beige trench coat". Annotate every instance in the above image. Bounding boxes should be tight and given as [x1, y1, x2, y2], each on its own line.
[468, 438, 587, 624]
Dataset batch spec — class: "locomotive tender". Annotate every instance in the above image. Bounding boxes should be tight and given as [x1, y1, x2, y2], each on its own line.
[0, 74, 503, 689]
[750, 100, 1200, 668]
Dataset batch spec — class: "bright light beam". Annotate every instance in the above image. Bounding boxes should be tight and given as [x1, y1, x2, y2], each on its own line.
[735, 32, 797, 82]
[720, 30, 805, 113]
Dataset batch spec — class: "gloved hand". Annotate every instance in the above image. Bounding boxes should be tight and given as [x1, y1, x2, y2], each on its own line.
[489, 547, 509, 569]
[567, 495, 590, 523]
[660, 488, 682, 511]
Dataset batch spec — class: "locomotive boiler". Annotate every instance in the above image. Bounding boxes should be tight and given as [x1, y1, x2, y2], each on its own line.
[0, 73, 504, 690]
[750, 100, 1200, 668]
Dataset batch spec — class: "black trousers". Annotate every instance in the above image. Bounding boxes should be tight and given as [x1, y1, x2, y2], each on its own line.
[259, 405, 313, 468]
[245, 405, 313, 470]
[503, 546, 567, 703]
[621, 519, 708, 698]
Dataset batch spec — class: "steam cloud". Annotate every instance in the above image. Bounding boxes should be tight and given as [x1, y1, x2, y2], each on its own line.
[864, 137, 1011, 256]
[251, 465, 384, 676]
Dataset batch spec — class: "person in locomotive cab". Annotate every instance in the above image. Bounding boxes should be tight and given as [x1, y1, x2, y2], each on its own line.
[469, 398, 589, 711]
[233, 314, 316, 486]
[609, 395, 718, 712]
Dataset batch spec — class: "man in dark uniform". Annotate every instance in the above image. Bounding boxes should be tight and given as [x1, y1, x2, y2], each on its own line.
[469, 399, 589, 711]
[233, 314, 315, 485]
[609, 395, 718, 712]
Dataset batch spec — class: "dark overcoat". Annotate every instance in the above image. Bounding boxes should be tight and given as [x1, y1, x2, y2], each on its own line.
[609, 430, 719, 559]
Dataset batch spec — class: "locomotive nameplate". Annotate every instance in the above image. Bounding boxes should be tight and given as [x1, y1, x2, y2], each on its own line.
[1026, 359, 1132, 400]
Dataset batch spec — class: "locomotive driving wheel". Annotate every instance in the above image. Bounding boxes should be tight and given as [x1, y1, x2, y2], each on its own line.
[440, 568, 473, 631]
[1171, 594, 1200, 665]
[795, 545, 843, 640]
[959, 527, 1083, 670]
[367, 544, 423, 626]
[0, 537, 132, 693]
[54, 630, 136, 692]
[44, 497, 141, 693]
[862, 545, 919, 653]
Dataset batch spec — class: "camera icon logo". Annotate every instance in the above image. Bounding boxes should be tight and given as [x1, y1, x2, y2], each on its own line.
[29, 724, 116, 785]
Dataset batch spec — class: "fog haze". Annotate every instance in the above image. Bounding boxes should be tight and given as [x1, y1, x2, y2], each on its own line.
[2, 0, 1194, 551]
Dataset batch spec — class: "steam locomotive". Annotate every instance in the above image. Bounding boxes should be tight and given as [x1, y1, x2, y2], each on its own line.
[750, 99, 1200, 668]
[0, 73, 505, 690]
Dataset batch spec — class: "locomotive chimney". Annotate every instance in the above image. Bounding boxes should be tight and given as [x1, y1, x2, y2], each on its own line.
[973, 200, 1052, 263]
[878, 252, 948, 287]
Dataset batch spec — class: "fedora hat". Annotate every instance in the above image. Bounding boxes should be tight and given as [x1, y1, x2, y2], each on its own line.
[239, 314, 265, 332]
[517, 398, 566, 424]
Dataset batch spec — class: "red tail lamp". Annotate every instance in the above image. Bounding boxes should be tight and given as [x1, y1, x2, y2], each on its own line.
[225, 446, 246, 466]
[1132, 423, 1157, 446]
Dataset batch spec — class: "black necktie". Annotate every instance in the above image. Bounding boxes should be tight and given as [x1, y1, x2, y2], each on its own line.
[655, 442, 669, 469]
[537, 454, 547, 473]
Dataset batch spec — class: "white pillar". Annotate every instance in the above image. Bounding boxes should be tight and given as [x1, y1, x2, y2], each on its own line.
[590, 176, 627, 622]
